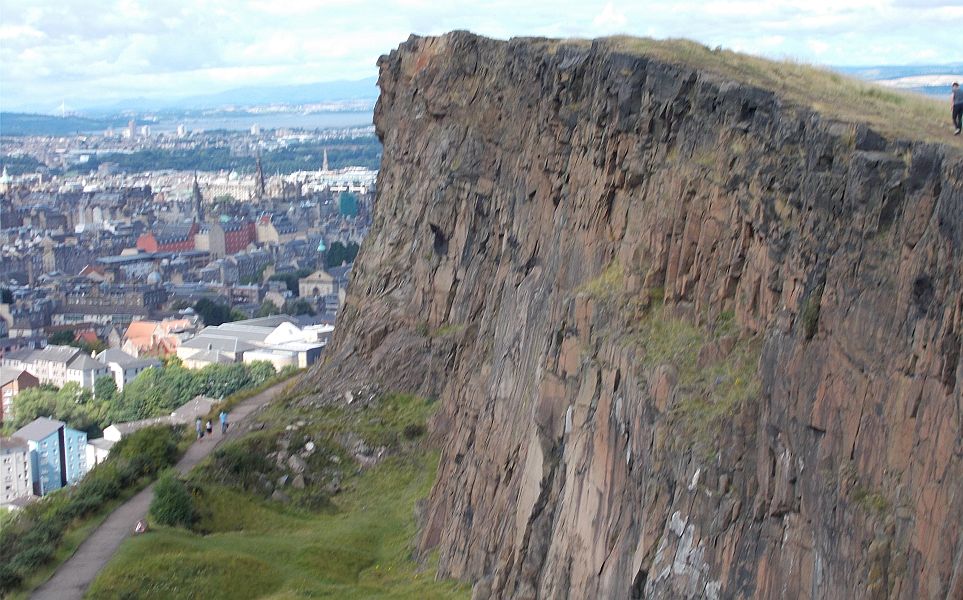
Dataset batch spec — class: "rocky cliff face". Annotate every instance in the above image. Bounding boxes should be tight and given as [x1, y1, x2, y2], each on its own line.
[315, 32, 963, 599]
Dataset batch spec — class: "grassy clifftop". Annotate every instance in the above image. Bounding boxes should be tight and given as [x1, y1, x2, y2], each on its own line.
[544, 35, 959, 147]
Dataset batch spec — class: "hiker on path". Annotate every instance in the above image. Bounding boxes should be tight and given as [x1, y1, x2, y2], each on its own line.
[195, 416, 204, 440]
[205, 419, 213, 436]
[219, 410, 229, 434]
[953, 82, 963, 135]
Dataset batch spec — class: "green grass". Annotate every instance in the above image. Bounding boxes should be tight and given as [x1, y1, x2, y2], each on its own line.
[578, 260, 625, 307]
[540, 35, 957, 148]
[87, 453, 468, 600]
[3, 494, 129, 600]
[630, 305, 762, 459]
[205, 367, 305, 422]
[86, 393, 469, 599]
[599, 36, 959, 147]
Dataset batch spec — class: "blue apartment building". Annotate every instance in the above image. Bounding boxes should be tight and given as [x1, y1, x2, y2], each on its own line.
[12, 416, 88, 496]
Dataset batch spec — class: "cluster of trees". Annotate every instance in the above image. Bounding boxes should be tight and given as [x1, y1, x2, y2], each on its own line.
[0, 426, 183, 594]
[325, 241, 359, 268]
[255, 298, 315, 318]
[193, 298, 246, 327]
[3, 360, 280, 437]
[47, 330, 107, 354]
[268, 268, 314, 295]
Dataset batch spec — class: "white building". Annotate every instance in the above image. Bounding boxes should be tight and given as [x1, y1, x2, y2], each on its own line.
[176, 316, 324, 370]
[1, 345, 111, 390]
[103, 416, 171, 443]
[85, 437, 116, 468]
[96, 348, 161, 391]
[1, 436, 33, 509]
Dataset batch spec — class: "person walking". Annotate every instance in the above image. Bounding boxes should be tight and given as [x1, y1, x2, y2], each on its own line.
[219, 410, 229, 434]
[205, 419, 213, 436]
[195, 416, 204, 440]
[953, 82, 963, 135]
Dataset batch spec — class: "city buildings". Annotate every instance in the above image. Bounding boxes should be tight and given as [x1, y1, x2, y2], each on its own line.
[1, 345, 111, 390]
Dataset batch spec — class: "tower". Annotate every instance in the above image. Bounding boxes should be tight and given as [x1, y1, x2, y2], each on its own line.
[192, 173, 204, 222]
[255, 155, 266, 201]
[322, 148, 329, 172]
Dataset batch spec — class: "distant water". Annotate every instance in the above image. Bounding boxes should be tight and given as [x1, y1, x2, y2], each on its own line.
[144, 110, 374, 133]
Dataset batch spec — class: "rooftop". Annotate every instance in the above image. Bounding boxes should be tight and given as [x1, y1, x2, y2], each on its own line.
[0, 436, 29, 452]
[14, 416, 65, 441]
[0, 366, 28, 387]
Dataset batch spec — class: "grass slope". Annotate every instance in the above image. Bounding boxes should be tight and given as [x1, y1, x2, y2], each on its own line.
[572, 36, 960, 148]
[86, 395, 470, 600]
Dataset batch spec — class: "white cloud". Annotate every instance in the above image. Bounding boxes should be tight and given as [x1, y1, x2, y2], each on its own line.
[593, 2, 628, 32]
[1, 0, 962, 111]
[807, 40, 831, 55]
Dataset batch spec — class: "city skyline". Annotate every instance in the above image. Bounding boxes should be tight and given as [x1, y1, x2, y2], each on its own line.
[2, 0, 962, 113]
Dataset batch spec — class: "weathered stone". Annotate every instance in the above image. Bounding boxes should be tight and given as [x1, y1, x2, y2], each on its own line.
[310, 31, 963, 600]
[287, 454, 307, 474]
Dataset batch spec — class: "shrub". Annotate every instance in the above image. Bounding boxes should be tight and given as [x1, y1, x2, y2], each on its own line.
[150, 471, 194, 528]
[114, 425, 180, 474]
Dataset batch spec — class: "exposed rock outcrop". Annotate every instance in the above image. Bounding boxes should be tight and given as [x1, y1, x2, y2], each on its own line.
[314, 32, 963, 599]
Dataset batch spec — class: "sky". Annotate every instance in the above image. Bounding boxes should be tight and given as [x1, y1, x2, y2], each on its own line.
[1, 0, 962, 113]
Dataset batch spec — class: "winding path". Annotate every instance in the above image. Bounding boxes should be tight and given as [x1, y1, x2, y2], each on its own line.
[31, 378, 293, 600]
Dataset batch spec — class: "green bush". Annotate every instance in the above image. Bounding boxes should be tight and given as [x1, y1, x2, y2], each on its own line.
[115, 425, 180, 473]
[150, 472, 195, 528]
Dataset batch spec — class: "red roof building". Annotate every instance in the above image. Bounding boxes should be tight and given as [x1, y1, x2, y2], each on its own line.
[136, 223, 199, 253]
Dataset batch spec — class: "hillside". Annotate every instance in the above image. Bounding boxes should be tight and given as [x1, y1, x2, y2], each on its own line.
[309, 31, 963, 599]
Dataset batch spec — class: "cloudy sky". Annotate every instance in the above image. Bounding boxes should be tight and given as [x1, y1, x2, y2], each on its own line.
[2, 0, 962, 112]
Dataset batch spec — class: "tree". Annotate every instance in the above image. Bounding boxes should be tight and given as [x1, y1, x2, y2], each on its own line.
[150, 471, 194, 528]
[5, 384, 109, 437]
[284, 298, 315, 316]
[94, 376, 117, 403]
[193, 298, 237, 326]
[256, 300, 283, 318]
[269, 268, 313, 295]
[325, 241, 359, 268]
[48, 330, 75, 345]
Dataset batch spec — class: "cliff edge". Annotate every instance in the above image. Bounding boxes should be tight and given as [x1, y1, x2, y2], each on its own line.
[314, 32, 963, 599]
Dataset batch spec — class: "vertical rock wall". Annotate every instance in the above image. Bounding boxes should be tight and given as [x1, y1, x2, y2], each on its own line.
[317, 32, 963, 599]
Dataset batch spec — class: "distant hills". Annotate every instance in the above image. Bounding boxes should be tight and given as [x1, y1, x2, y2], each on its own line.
[0, 112, 129, 136]
[81, 77, 379, 113]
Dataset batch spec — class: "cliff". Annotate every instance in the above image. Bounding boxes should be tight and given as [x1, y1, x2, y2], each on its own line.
[314, 32, 963, 599]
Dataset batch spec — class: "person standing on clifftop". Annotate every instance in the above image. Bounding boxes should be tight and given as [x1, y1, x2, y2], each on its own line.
[953, 82, 963, 135]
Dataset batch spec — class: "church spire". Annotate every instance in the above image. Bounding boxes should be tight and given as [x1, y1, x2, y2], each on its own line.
[255, 155, 266, 201]
[191, 172, 204, 222]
